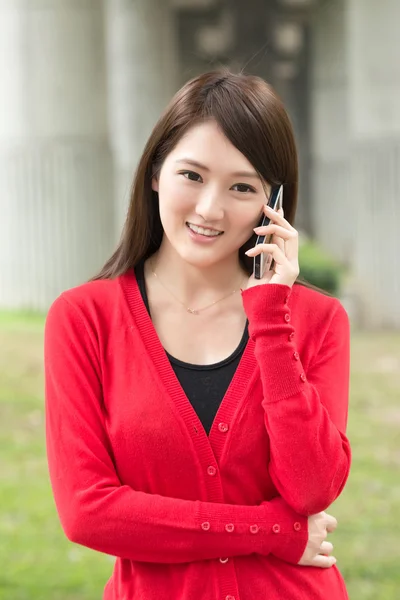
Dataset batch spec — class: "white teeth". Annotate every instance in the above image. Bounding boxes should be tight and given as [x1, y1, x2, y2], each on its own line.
[187, 223, 222, 237]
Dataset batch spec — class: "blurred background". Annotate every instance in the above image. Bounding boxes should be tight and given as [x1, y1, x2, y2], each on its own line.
[0, 0, 399, 598]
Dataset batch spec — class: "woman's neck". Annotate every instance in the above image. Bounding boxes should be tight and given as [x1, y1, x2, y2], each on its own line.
[146, 240, 247, 307]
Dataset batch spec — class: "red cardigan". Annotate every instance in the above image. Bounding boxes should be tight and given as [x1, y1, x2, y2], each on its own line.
[44, 270, 351, 600]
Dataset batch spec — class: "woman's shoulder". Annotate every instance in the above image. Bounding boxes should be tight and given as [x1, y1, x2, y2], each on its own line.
[53, 277, 118, 311]
[46, 271, 136, 329]
[292, 282, 349, 326]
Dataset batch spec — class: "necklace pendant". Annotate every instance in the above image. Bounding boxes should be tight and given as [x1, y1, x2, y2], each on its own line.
[187, 308, 199, 315]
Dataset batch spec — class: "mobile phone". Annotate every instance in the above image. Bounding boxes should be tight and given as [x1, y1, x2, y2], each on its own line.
[253, 185, 283, 279]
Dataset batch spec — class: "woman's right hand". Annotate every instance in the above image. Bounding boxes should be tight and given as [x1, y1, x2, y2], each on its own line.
[298, 511, 338, 568]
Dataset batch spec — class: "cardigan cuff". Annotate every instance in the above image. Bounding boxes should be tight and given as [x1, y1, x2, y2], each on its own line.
[261, 499, 308, 565]
[241, 283, 293, 325]
[193, 498, 307, 562]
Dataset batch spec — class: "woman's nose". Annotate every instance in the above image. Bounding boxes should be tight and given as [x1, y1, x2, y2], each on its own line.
[195, 189, 224, 222]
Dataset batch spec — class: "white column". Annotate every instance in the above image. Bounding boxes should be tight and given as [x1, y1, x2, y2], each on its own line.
[0, 0, 114, 311]
[347, 0, 400, 327]
[311, 0, 400, 328]
[104, 0, 179, 233]
[310, 0, 352, 263]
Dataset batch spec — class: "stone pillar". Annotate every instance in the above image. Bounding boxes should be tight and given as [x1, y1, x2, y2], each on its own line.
[347, 0, 400, 328]
[310, 0, 352, 263]
[270, 18, 311, 235]
[293, 40, 312, 236]
[311, 0, 400, 328]
[104, 0, 179, 233]
[0, 0, 114, 311]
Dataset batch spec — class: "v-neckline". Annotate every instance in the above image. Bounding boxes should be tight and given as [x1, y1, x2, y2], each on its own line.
[120, 268, 258, 458]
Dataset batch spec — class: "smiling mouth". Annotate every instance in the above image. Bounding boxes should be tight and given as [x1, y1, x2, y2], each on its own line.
[186, 222, 224, 237]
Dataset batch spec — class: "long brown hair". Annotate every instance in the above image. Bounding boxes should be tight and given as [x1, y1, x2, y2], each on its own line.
[93, 68, 328, 295]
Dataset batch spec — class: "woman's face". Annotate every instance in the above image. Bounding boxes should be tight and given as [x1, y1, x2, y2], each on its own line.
[152, 120, 271, 269]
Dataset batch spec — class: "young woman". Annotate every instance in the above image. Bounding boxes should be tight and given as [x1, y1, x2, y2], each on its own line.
[45, 69, 351, 599]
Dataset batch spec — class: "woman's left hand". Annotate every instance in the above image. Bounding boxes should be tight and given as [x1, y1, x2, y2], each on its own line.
[245, 205, 300, 289]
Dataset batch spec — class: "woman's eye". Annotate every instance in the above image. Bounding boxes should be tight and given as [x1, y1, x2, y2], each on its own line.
[181, 170, 202, 182]
[232, 183, 256, 194]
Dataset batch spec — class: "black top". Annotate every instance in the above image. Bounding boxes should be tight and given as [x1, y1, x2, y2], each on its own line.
[135, 263, 249, 434]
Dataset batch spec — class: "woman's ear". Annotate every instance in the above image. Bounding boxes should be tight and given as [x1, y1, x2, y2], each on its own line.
[151, 176, 159, 193]
[151, 166, 159, 192]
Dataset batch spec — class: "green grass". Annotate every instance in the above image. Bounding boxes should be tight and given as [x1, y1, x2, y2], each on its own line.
[331, 330, 400, 598]
[1, 314, 399, 599]
[0, 314, 111, 600]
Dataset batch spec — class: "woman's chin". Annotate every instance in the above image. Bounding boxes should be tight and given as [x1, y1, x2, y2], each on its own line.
[159, 234, 242, 269]
[181, 254, 220, 269]
[175, 245, 226, 269]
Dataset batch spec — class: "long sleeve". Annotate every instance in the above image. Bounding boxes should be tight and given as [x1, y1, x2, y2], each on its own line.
[242, 284, 351, 516]
[44, 294, 308, 565]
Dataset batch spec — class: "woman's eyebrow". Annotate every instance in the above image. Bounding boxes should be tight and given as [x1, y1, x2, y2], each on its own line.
[175, 158, 260, 180]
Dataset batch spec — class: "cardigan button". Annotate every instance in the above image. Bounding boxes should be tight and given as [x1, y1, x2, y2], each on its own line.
[272, 524, 281, 534]
[207, 465, 217, 476]
[300, 373, 307, 382]
[218, 422, 229, 433]
[284, 313, 290, 323]
[225, 523, 235, 533]
[226, 596, 236, 600]
[289, 332, 295, 341]
[250, 524, 260, 534]
[219, 557, 229, 564]
[294, 522, 302, 531]
[201, 522, 210, 531]
[293, 352, 300, 361]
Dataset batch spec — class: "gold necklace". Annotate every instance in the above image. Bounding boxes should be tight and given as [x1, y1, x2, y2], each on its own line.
[150, 263, 245, 315]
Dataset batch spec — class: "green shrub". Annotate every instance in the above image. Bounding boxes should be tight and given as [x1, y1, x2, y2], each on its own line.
[298, 239, 345, 296]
